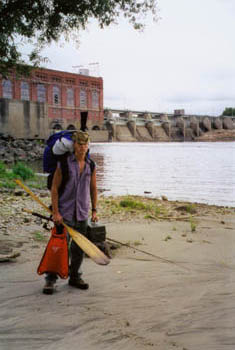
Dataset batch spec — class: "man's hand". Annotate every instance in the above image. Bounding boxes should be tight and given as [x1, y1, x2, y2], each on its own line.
[53, 212, 63, 225]
[91, 211, 98, 222]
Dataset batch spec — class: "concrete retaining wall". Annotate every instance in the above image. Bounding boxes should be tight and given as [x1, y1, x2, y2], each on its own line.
[0, 98, 48, 139]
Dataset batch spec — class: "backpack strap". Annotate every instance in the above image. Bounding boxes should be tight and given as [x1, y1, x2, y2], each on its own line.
[58, 153, 70, 196]
[85, 149, 95, 175]
[87, 157, 96, 175]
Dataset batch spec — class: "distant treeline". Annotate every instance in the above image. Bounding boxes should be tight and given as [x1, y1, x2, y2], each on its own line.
[222, 108, 235, 116]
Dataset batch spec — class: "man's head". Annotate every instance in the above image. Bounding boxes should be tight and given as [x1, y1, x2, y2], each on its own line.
[72, 131, 90, 145]
[72, 131, 89, 158]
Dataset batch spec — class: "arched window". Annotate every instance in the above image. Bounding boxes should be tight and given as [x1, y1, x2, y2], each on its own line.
[53, 85, 61, 105]
[21, 81, 30, 100]
[37, 84, 46, 102]
[67, 124, 76, 131]
[2, 79, 12, 99]
[92, 90, 99, 108]
[67, 88, 74, 107]
[80, 88, 87, 107]
[53, 123, 62, 131]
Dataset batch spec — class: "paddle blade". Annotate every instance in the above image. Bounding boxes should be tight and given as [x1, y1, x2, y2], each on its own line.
[64, 224, 110, 266]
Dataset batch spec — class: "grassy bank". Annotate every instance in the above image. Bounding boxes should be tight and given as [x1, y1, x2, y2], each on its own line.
[0, 161, 46, 190]
[97, 194, 234, 225]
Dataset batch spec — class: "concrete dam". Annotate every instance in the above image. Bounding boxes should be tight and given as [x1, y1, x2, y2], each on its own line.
[104, 110, 235, 142]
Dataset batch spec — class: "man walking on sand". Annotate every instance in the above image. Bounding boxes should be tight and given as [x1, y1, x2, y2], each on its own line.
[43, 131, 98, 295]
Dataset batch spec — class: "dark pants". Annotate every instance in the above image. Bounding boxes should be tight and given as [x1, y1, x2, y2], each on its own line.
[46, 219, 88, 282]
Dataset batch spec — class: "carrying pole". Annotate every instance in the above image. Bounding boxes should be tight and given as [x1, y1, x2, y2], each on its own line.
[106, 237, 186, 268]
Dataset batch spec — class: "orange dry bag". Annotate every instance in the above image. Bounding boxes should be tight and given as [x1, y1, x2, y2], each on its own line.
[37, 225, 69, 279]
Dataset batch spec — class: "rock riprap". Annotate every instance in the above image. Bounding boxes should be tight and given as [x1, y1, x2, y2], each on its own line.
[0, 133, 44, 164]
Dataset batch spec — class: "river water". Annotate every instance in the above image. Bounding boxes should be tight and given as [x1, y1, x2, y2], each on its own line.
[32, 142, 235, 207]
[89, 142, 235, 207]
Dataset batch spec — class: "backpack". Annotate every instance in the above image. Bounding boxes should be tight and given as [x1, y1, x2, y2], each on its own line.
[43, 131, 95, 190]
[43, 130, 73, 174]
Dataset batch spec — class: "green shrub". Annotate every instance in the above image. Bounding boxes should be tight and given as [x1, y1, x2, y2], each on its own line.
[185, 204, 196, 214]
[12, 162, 34, 181]
[0, 162, 46, 190]
[119, 198, 146, 210]
[155, 206, 161, 215]
[190, 216, 196, 232]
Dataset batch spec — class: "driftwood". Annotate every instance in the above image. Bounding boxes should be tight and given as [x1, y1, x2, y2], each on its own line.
[159, 216, 195, 221]
[0, 252, 20, 262]
[145, 215, 195, 222]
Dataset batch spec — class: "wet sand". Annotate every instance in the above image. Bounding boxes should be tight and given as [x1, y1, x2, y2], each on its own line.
[0, 194, 235, 350]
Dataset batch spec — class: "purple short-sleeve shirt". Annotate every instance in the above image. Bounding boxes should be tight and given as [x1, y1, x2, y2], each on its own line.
[58, 154, 94, 221]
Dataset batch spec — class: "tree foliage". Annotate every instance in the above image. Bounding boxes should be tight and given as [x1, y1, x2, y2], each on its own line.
[0, 0, 157, 77]
[222, 108, 235, 116]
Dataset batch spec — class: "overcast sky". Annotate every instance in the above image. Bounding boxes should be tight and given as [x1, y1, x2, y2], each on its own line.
[41, 0, 235, 116]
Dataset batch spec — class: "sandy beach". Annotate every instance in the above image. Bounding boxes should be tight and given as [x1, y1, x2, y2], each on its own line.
[0, 191, 235, 350]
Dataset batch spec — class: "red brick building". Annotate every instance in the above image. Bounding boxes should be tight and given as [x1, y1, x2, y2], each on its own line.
[0, 67, 104, 131]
